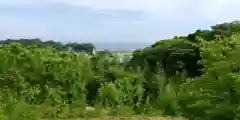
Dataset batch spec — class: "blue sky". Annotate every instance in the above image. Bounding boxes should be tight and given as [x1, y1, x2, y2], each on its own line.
[1, 0, 240, 44]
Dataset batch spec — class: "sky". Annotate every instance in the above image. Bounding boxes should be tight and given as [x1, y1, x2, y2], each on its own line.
[1, 0, 240, 44]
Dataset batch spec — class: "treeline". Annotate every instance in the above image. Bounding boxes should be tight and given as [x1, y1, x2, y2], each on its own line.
[129, 20, 240, 79]
[0, 21, 240, 120]
[0, 38, 95, 54]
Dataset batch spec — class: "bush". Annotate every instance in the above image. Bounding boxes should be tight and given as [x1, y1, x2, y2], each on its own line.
[1, 21, 240, 119]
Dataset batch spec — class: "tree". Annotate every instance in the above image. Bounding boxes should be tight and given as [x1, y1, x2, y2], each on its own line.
[0, 38, 96, 54]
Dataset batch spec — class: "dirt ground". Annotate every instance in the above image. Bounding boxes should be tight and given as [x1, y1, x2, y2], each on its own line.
[83, 116, 185, 120]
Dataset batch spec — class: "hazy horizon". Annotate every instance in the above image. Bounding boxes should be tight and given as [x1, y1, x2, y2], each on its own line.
[0, 37, 152, 51]
[93, 42, 152, 51]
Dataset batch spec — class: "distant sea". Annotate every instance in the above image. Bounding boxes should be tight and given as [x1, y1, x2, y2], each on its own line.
[93, 42, 153, 52]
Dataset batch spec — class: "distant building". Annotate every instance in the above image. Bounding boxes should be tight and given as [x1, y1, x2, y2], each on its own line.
[68, 47, 73, 52]
[114, 52, 133, 63]
[92, 48, 96, 55]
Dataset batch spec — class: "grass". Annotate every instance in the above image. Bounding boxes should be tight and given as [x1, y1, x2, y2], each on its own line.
[0, 99, 185, 120]
[49, 116, 184, 120]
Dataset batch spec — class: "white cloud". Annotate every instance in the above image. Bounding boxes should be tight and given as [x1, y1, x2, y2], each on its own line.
[47, 0, 189, 18]
[193, 0, 240, 22]
[46, 0, 240, 22]
[1, 0, 240, 22]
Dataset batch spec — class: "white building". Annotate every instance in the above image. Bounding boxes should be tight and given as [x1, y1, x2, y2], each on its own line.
[92, 48, 96, 55]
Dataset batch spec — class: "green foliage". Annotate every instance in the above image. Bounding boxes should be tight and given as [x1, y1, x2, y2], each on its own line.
[129, 38, 202, 80]
[1, 20, 240, 120]
[0, 42, 173, 119]
[0, 38, 95, 54]
[179, 34, 240, 120]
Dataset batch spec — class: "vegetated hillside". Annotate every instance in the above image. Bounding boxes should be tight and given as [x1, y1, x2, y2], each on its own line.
[0, 21, 240, 120]
[0, 38, 95, 54]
